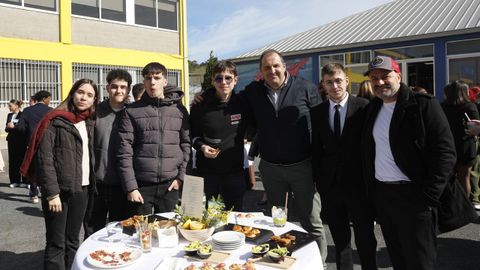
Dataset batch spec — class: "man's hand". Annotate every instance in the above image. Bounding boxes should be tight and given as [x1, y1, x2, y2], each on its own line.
[127, 190, 144, 204]
[6, 122, 14, 129]
[247, 165, 256, 190]
[48, 197, 62, 212]
[191, 91, 205, 105]
[168, 179, 182, 191]
[201, 145, 220, 159]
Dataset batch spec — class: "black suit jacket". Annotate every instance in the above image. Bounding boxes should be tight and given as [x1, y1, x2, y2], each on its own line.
[311, 95, 369, 197]
[361, 83, 456, 207]
[5, 112, 25, 142]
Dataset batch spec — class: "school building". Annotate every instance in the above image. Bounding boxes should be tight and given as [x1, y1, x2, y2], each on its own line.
[0, 0, 188, 124]
[232, 0, 480, 100]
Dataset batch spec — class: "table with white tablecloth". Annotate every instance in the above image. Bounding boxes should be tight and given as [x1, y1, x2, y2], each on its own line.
[72, 212, 323, 270]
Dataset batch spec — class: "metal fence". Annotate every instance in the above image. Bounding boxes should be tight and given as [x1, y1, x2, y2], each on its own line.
[0, 59, 182, 106]
[0, 58, 61, 107]
[72, 63, 181, 101]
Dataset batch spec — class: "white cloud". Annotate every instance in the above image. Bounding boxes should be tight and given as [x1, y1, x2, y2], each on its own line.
[187, 0, 393, 62]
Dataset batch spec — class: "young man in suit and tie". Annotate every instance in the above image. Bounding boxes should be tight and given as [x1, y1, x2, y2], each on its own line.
[311, 63, 377, 270]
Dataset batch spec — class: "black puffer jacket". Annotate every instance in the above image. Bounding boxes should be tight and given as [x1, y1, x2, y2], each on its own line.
[35, 117, 95, 198]
[117, 86, 191, 193]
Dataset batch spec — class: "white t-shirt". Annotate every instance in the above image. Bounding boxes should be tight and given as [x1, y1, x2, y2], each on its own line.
[372, 102, 411, 182]
[74, 121, 90, 186]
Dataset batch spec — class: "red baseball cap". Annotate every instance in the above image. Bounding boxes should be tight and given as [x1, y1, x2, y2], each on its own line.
[364, 56, 401, 76]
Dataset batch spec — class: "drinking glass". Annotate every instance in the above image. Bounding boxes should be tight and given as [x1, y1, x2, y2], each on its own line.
[272, 206, 287, 227]
[139, 223, 152, 253]
[105, 221, 122, 242]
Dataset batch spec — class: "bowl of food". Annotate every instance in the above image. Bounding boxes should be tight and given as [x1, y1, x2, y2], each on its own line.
[251, 243, 270, 257]
[184, 241, 202, 255]
[196, 244, 213, 259]
[266, 246, 289, 263]
[177, 220, 215, 242]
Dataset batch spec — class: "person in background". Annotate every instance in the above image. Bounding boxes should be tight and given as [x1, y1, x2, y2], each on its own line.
[17, 90, 52, 203]
[190, 61, 248, 211]
[357, 80, 375, 100]
[411, 86, 428, 94]
[132, 83, 145, 102]
[467, 86, 480, 209]
[311, 63, 377, 270]
[29, 95, 37, 106]
[5, 99, 27, 188]
[83, 69, 132, 238]
[117, 62, 190, 216]
[442, 81, 479, 196]
[22, 79, 98, 270]
[362, 56, 456, 270]
[318, 81, 328, 102]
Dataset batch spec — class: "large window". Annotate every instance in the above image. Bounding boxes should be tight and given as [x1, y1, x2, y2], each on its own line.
[102, 0, 126, 22]
[0, 0, 56, 11]
[72, 0, 99, 18]
[72, 0, 126, 22]
[448, 39, 480, 87]
[72, 63, 181, 100]
[135, 0, 156, 27]
[375, 45, 433, 60]
[447, 39, 480, 55]
[71, 0, 178, 30]
[0, 58, 61, 106]
[449, 57, 480, 86]
[319, 51, 371, 94]
[135, 0, 178, 30]
[319, 54, 344, 67]
[157, 0, 177, 30]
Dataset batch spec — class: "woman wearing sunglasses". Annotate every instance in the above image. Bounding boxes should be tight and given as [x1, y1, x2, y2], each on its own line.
[21, 79, 99, 270]
[190, 61, 249, 211]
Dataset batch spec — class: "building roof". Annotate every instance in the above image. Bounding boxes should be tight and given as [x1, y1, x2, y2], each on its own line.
[235, 0, 480, 61]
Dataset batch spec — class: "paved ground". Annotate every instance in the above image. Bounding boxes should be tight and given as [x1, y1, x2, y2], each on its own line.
[0, 136, 479, 269]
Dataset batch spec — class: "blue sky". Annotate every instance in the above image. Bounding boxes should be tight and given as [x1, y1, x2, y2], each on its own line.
[187, 0, 394, 63]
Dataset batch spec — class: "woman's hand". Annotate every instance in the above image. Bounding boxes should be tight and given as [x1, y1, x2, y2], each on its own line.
[465, 120, 480, 136]
[200, 145, 220, 159]
[48, 196, 62, 212]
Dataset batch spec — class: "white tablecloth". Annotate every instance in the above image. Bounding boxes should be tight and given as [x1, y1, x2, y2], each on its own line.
[72, 212, 322, 270]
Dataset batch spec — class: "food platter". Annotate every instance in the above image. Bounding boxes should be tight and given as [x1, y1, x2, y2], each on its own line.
[87, 246, 142, 269]
[215, 223, 274, 244]
[263, 230, 317, 254]
[121, 214, 169, 235]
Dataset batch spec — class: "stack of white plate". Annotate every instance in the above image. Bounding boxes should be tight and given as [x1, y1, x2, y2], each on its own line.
[211, 231, 245, 250]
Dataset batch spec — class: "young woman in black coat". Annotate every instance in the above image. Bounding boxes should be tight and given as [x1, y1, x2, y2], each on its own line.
[442, 80, 480, 196]
[22, 79, 99, 270]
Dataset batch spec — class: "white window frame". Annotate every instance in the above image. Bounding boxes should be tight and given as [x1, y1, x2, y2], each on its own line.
[0, 0, 58, 13]
[71, 0, 179, 32]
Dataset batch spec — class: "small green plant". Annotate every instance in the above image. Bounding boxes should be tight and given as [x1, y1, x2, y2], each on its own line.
[174, 195, 232, 228]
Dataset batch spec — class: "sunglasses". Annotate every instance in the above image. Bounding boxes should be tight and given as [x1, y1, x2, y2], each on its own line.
[214, 75, 234, 84]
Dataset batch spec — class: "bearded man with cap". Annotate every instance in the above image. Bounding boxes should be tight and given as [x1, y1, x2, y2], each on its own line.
[361, 56, 456, 269]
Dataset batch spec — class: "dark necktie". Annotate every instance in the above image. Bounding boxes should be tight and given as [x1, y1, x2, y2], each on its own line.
[334, 104, 341, 138]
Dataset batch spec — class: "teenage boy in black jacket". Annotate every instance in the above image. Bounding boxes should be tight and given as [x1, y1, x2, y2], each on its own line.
[190, 61, 248, 211]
